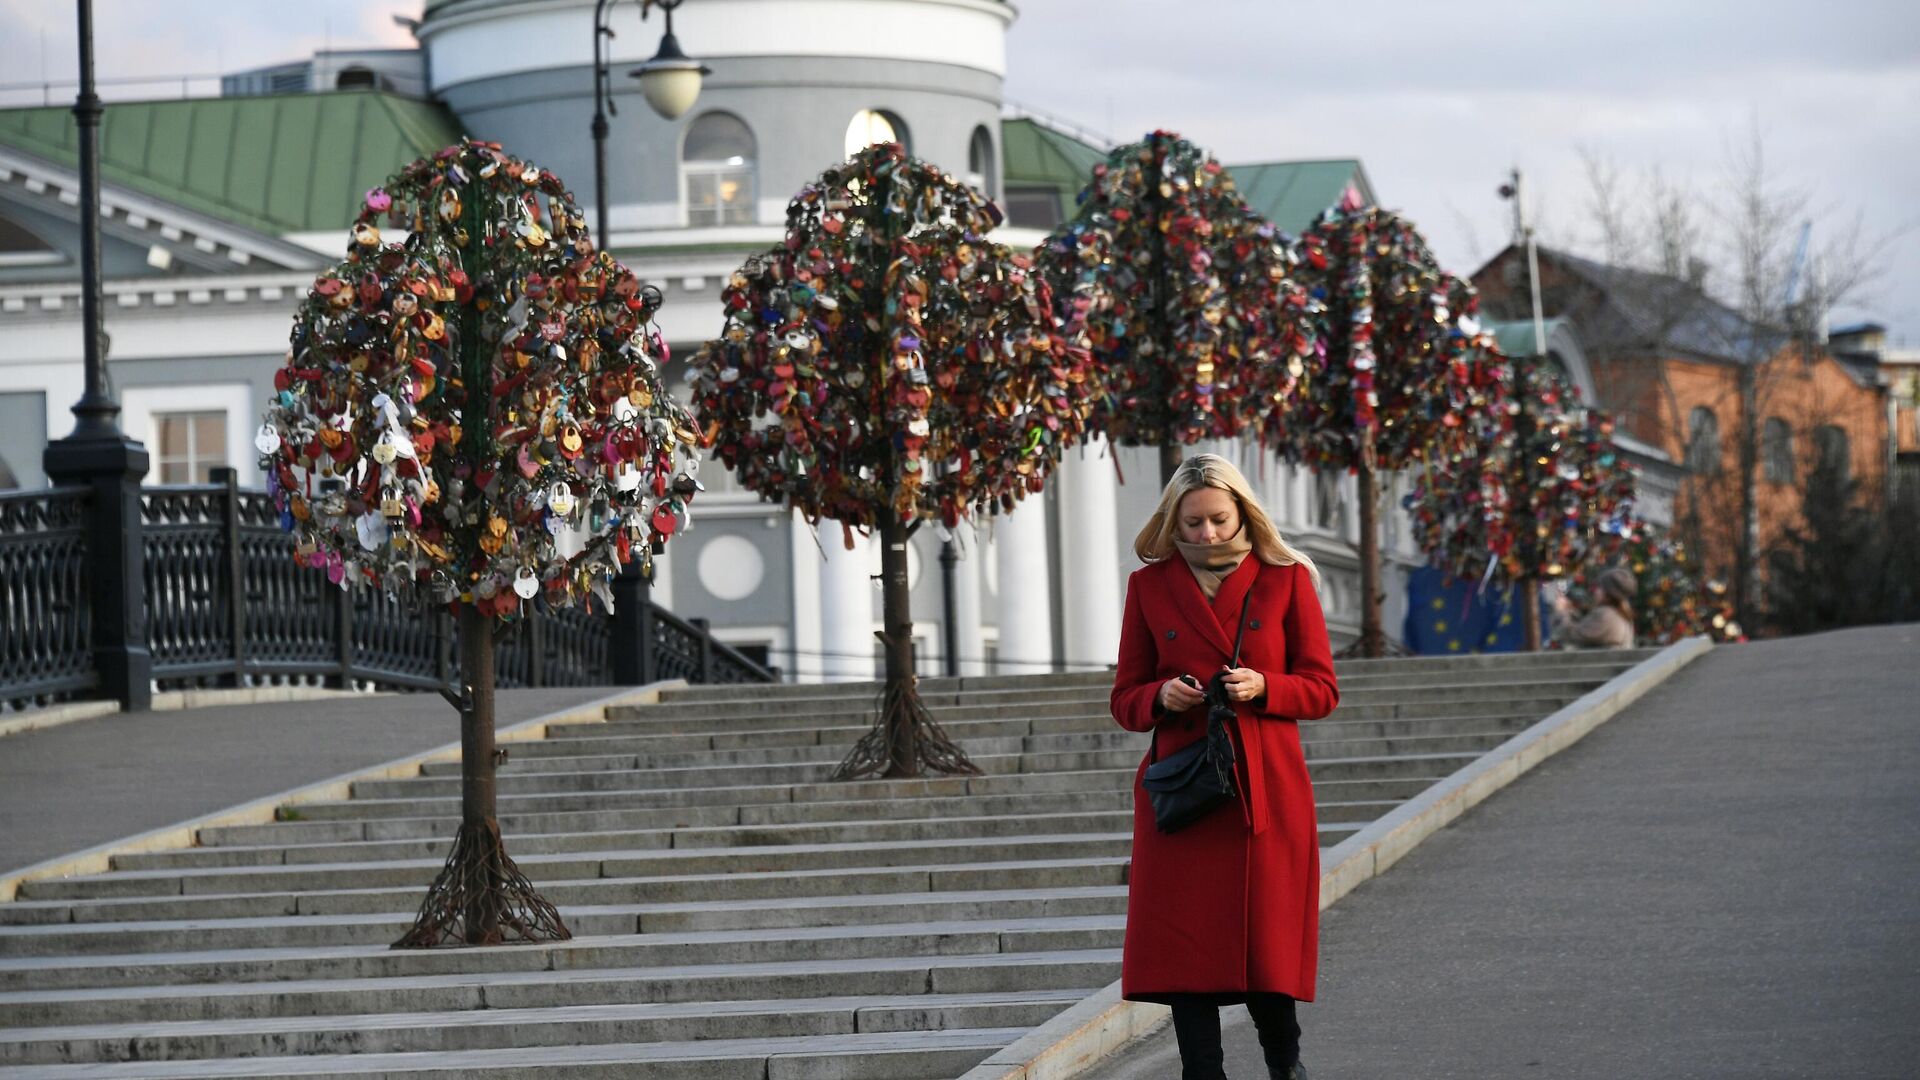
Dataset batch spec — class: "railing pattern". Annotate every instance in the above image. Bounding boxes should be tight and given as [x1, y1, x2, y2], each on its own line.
[3, 477, 774, 708]
[0, 487, 95, 710]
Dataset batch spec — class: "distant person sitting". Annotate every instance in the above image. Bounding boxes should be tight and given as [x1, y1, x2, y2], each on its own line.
[1551, 567, 1637, 649]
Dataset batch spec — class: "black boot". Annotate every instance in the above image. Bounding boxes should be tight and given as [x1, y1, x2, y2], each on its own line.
[1246, 993, 1302, 1080]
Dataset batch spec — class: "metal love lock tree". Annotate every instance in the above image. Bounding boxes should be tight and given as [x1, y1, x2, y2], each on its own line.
[1283, 204, 1480, 658]
[1567, 521, 1744, 645]
[1406, 336, 1636, 650]
[1035, 131, 1315, 486]
[691, 143, 1099, 779]
[262, 139, 702, 947]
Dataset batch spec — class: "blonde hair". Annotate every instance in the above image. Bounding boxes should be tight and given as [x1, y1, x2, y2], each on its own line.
[1134, 453, 1322, 591]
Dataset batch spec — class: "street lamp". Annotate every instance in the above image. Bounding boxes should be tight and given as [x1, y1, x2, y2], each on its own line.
[590, 0, 710, 251]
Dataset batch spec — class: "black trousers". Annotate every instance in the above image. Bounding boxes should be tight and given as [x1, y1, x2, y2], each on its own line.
[1170, 993, 1299, 1080]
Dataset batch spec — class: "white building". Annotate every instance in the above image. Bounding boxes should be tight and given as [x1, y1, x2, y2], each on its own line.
[0, 0, 1420, 677]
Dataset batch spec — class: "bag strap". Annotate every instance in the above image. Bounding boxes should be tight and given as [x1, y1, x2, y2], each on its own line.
[1148, 586, 1257, 764]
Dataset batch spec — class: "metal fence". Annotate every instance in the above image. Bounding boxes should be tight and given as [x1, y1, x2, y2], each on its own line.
[2, 472, 773, 711]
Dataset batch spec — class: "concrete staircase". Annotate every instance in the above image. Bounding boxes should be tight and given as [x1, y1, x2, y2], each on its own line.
[0, 649, 1656, 1078]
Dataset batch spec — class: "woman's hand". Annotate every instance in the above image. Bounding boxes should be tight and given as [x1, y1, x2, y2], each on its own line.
[1220, 666, 1266, 704]
[1157, 676, 1206, 713]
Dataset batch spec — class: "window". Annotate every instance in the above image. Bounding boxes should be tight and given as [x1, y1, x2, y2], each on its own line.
[965, 125, 996, 199]
[1004, 185, 1062, 230]
[845, 109, 908, 157]
[1763, 417, 1794, 485]
[335, 66, 379, 90]
[0, 454, 17, 490]
[1813, 425, 1850, 484]
[682, 112, 756, 227]
[1686, 406, 1721, 475]
[155, 411, 227, 483]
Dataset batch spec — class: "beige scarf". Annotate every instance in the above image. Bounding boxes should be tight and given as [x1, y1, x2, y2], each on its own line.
[1174, 528, 1253, 600]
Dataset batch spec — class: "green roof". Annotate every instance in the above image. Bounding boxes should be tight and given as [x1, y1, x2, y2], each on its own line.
[1489, 317, 1571, 358]
[1000, 117, 1108, 194]
[0, 90, 464, 236]
[1227, 159, 1366, 234]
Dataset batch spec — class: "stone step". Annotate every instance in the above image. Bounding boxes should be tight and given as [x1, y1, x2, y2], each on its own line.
[196, 785, 1406, 855]
[0, 988, 1090, 1067]
[1333, 658, 1636, 690]
[0, 1024, 1032, 1078]
[308, 747, 1479, 814]
[0, 880, 1133, 948]
[418, 726, 1514, 785]
[26, 837, 1136, 903]
[0, 937, 1125, 1016]
[245, 767, 1420, 845]
[492, 709, 1547, 765]
[25, 833, 1141, 902]
[601, 678, 1607, 726]
[652, 649, 1659, 702]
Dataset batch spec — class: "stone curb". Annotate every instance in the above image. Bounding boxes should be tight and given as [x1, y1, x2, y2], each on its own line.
[0, 681, 685, 901]
[0, 687, 381, 740]
[955, 637, 1712, 1080]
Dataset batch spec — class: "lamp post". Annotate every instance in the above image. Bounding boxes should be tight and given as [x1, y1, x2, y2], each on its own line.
[1499, 167, 1550, 651]
[590, 0, 710, 251]
[43, 0, 153, 710]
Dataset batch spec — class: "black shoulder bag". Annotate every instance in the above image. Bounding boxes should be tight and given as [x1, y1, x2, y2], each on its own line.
[1141, 589, 1252, 834]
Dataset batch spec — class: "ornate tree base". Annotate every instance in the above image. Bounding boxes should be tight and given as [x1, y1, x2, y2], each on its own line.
[1336, 632, 1414, 660]
[391, 819, 572, 948]
[831, 679, 982, 780]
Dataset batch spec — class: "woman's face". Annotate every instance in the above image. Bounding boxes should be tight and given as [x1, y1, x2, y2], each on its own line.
[1176, 486, 1240, 545]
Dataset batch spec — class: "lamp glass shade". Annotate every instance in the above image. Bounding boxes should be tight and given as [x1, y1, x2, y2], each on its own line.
[636, 63, 703, 120]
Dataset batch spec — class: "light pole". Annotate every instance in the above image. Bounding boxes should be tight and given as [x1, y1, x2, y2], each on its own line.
[590, 0, 709, 252]
[1499, 167, 1550, 650]
[43, 0, 153, 710]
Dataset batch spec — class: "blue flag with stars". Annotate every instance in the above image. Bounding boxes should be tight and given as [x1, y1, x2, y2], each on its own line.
[1403, 566, 1544, 655]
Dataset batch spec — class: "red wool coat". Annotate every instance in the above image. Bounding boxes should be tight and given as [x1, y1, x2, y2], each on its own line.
[1111, 554, 1339, 1003]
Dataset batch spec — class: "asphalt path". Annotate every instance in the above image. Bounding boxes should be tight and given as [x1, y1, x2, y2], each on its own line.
[0, 686, 620, 874]
[1086, 624, 1920, 1079]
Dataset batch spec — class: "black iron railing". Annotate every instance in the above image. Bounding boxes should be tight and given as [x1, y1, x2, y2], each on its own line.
[0, 487, 96, 708]
[1, 472, 773, 711]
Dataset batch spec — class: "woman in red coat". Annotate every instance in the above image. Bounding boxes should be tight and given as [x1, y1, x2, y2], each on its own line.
[1111, 454, 1339, 1080]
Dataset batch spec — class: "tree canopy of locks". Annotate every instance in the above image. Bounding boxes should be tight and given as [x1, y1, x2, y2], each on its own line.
[1035, 130, 1315, 453]
[1406, 339, 1637, 588]
[691, 143, 1099, 537]
[1284, 204, 1481, 473]
[261, 139, 701, 621]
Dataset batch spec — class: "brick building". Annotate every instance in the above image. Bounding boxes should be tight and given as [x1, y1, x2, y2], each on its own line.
[1470, 245, 1890, 588]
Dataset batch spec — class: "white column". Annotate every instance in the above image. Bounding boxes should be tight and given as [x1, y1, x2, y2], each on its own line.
[950, 522, 987, 677]
[1287, 462, 1312, 531]
[817, 521, 874, 682]
[1059, 440, 1121, 672]
[992, 496, 1053, 675]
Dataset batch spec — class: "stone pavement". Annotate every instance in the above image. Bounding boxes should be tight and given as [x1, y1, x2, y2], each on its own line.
[0, 687, 620, 875]
[1085, 624, 1920, 1080]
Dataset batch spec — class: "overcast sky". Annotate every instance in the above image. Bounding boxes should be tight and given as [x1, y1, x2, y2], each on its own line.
[3, 0, 1915, 343]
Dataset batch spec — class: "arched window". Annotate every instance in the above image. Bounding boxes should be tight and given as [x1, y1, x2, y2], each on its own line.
[1686, 406, 1721, 475]
[681, 112, 756, 227]
[966, 125, 995, 199]
[335, 66, 379, 90]
[845, 109, 909, 157]
[1762, 417, 1794, 485]
[1813, 424, 1850, 484]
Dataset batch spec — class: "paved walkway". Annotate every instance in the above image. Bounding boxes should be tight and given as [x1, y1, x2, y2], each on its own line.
[0, 687, 622, 875]
[1087, 624, 1920, 1079]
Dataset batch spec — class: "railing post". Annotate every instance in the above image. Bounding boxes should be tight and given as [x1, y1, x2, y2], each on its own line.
[43, 444, 151, 711]
[691, 616, 714, 684]
[527, 606, 547, 687]
[611, 563, 654, 686]
[328, 587, 353, 689]
[212, 467, 246, 687]
[436, 608, 454, 688]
